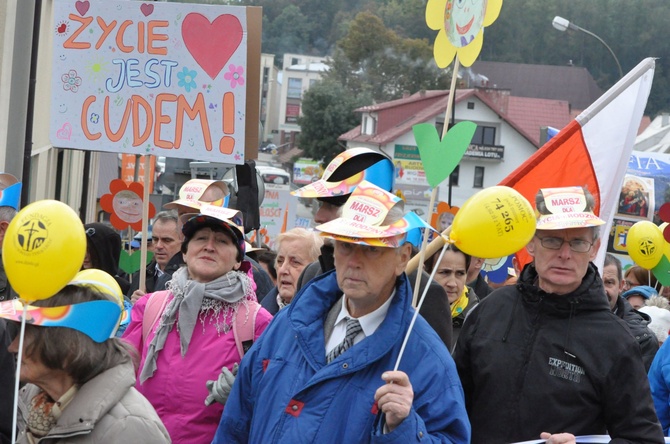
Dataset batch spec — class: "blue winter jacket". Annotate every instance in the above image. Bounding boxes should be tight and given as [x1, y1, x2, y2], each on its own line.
[649, 339, 670, 435]
[213, 270, 470, 443]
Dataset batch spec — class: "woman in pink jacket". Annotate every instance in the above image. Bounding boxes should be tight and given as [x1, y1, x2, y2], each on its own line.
[123, 211, 272, 443]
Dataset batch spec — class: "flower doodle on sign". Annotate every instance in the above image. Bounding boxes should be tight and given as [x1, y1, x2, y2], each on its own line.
[100, 179, 156, 231]
[425, 0, 503, 67]
[61, 70, 82, 93]
[224, 64, 245, 88]
[177, 67, 198, 92]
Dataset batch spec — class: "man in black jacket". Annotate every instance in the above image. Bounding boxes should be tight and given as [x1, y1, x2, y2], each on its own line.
[604, 252, 659, 371]
[292, 148, 452, 348]
[127, 211, 181, 302]
[453, 186, 663, 443]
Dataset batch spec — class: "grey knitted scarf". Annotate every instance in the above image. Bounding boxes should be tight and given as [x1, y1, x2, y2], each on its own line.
[140, 266, 253, 383]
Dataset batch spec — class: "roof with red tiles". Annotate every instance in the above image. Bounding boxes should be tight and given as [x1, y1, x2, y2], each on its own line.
[340, 89, 571, 148]
[506, 96, 571, 146]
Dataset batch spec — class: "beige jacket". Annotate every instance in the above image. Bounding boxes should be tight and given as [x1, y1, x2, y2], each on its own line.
[16, 360, 170, 443]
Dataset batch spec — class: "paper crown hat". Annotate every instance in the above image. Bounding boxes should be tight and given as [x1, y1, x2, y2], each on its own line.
[180, 204, 246, 256]
[535, 186, 605, 230]
[315, 180, 431, 248]
[0, 173, 21, 210]
[164, 179, 230, 211]
[291, 148, 393, 201]
[0, 269, 123, 342]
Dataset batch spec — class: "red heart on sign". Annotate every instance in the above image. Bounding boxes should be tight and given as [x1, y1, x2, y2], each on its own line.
[140, 3, 154, 17]
[75, 0, 89, 16]
[182, 13, 243, 80]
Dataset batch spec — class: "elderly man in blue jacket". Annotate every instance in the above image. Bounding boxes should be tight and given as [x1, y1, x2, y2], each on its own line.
[213, 181, 470, 443]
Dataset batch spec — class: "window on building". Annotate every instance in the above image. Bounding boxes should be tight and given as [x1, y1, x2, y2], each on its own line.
[362, 115, 377, 135]
[449, 165, 460, 187]
[291, 57, 300, 66]
[472, 126, 496, 145]
[474, 166, 485, 188]
[287, 78, 302, 99]
[467, 102, 475, 110]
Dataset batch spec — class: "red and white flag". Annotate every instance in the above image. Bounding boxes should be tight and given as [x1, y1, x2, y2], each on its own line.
[500, 58, 656, 269]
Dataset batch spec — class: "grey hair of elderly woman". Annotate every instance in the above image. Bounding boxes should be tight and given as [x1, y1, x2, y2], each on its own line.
[275, 228, 324, 263]
[19, 285, 136, 386]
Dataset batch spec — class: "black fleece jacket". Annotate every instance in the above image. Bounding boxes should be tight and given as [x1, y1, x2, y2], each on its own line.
[453, 262, 663, 444]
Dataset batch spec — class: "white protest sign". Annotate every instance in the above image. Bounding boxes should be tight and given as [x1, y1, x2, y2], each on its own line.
[50, 0, 248, 163]
[259, 183, 296, 248]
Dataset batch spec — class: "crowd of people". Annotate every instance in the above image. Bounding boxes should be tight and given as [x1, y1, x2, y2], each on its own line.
[2, 147, 670, 443]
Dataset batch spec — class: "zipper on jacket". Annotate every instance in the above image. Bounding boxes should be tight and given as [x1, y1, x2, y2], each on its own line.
[563, 298, 579, 358]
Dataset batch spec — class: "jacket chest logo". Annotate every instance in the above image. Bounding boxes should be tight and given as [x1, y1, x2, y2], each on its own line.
[547, 357, 584, 383]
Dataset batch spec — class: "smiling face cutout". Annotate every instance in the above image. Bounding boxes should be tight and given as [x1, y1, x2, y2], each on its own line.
[112, 190, 142, 224]
[445, 0, 486, 47]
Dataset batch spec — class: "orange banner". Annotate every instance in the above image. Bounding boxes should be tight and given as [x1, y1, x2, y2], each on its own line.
[121, 154, 156, 193]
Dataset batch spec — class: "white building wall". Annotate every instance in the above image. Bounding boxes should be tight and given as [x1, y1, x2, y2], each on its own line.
[368, 96, 537, 214]
[277, 53, 326, 139]
[259, 53, 280, 145]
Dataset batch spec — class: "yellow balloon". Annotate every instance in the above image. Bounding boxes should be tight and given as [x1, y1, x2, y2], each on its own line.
[69, 269, 124, 337]
[2, 200, 86, 302]
[449, 186, 536, 258]
[626, 220, 664, 269]
[69, 269, 123, 304]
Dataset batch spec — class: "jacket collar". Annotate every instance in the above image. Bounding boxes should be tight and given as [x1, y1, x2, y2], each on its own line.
[286, 270, 412, 374]
[20, 361, 136, 439]
[517, 262, 610, 315]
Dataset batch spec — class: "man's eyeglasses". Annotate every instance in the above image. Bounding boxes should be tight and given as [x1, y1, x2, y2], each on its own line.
[536, 236, 593, 253]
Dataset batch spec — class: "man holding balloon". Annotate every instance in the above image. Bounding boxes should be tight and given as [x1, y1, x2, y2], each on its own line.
[452, 186, 663, 443]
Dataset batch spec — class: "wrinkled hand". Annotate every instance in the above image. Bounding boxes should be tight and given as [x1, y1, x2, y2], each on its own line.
[205, 363, 239, 406]
[131, 289, 145, 304]
[374, 371, 413, 432]
[540, 432, 576, 444]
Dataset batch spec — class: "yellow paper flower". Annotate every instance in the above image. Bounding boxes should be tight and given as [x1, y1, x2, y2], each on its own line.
[426, 0, 503, 68]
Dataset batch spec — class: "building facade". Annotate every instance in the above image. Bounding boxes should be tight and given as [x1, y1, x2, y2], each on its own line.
[277, 53, 327, 153]
[340, 89, 571, 216]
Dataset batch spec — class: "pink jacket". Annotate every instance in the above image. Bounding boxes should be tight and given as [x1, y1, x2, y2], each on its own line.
[123, 291, 272, 444]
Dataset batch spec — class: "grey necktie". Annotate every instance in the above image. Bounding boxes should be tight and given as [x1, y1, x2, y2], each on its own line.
[326, 317, 362, 363]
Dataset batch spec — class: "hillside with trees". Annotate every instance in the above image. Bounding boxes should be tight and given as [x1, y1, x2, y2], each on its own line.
[225, 0, 669, 115]
[193, 0, 670, 160]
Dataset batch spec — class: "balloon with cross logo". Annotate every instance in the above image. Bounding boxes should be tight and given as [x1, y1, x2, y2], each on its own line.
[2, 200, 86, 302]
[626, 220, 664, 270]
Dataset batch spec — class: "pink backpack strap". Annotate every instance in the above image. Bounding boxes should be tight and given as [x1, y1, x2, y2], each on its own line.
[232, 301, 261, 358]
[142, 290, 171, 344]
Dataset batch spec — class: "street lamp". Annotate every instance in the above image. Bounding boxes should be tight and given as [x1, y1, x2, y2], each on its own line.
[552, 15, 623, 79]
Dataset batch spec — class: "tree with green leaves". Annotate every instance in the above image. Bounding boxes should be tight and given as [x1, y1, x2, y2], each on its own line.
[263, 5, 314, 61]
[325, 11, 450, 103]
[297, 80, 371, 163]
